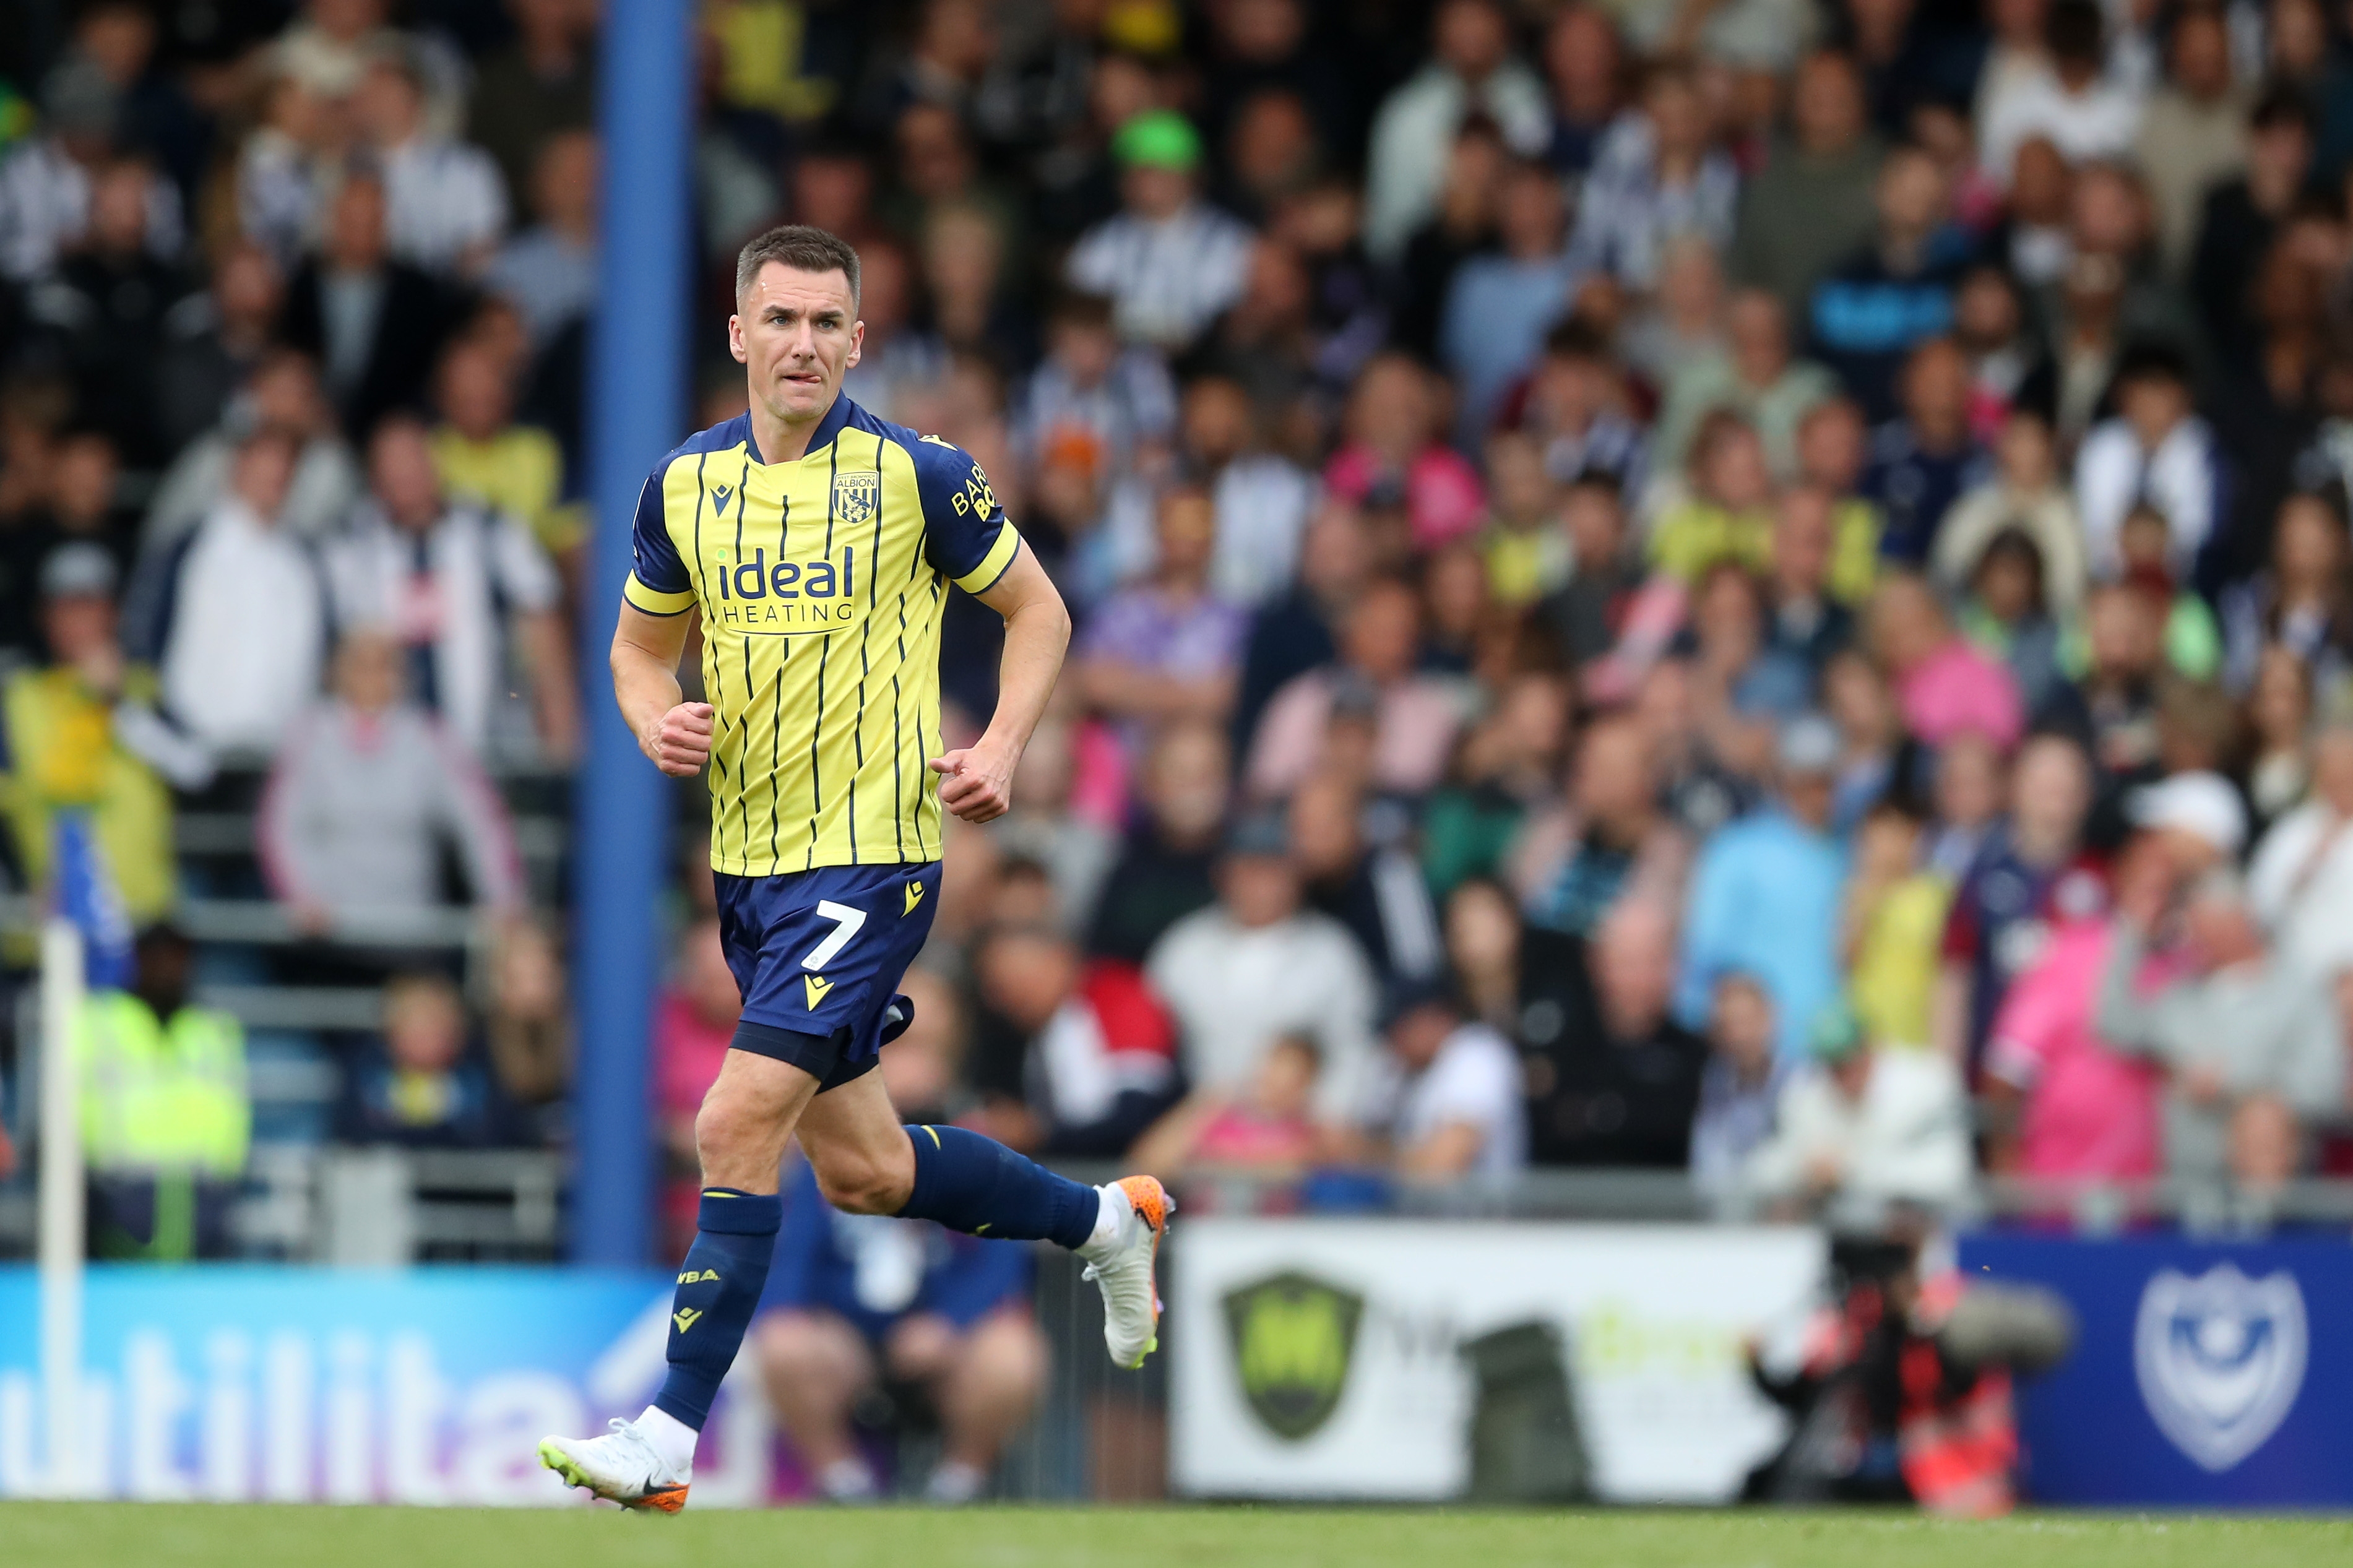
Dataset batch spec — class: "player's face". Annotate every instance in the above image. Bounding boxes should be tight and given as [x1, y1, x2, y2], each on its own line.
[731, 262, 864, 428]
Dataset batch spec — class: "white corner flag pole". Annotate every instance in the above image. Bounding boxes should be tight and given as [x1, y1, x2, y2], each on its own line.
[37, 918, 85, 1499]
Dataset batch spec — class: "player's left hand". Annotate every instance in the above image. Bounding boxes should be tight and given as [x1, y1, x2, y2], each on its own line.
[929, 740, 1016, 823]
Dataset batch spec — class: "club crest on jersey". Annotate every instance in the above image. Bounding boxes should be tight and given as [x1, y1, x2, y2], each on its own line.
[832, 470, 880, 527]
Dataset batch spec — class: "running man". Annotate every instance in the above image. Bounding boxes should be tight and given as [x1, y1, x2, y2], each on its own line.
[538, 225, 1168, 1510]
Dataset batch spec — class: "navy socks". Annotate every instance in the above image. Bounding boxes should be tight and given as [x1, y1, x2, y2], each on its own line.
[900, 1124, 1099, 1251]
[651, 1187, 782, 1431]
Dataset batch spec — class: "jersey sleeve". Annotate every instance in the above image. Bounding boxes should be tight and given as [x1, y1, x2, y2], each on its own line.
[909, 434, 1022, 595]
[621, 465, 696, 616]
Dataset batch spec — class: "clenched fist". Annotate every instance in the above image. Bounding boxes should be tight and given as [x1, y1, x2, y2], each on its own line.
[642, 701, 714, 777]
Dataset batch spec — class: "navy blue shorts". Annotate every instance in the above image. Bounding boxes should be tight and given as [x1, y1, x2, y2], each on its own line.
[714, 861, 941, 1091]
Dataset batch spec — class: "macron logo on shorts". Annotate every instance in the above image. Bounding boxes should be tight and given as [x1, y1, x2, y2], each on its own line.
[904, 881, 925, 915]
[805, 974, 834, 1008]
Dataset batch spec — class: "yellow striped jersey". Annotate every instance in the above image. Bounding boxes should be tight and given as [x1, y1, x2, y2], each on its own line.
[623, 397, 1021, 876]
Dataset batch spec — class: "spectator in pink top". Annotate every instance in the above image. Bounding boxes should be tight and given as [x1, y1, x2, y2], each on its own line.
[1980, 802, 2242, 1179]
[1323, 352, 1487, 551]
[1867, 569, 2023, 749]
[1246, 576, 1464, 801]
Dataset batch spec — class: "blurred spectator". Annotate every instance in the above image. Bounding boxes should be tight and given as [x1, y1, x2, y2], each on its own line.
[1246, 576, 1462, 801]
[1809, 145, 1967, 418]
[2073, 344, 2222, 581]
[2242, 647, 2313, 833]
[1234, 501, 1371, 751]
[1690, 971, 1789, 1196]
[485, 913, 569, 1109]
[1012, 290, 1175, 530]
[269, 0, 405, 106]
[1792, 398, 1884, 600]
[1977, 0, 2140, 181]
[3, 545, 185, 923]
[336, 971, 522, 1148]
[1844, 800, 1953, 1048]
[1130, 1032, 1328, 1178]
[1, 428, 133, 644]
[2249, 724, 2353, 976]
[1763, 486, 1859, 673]
[1440, 157, 1577, 440]
[1479, 429, 1568, 610]
[1516, 320, 1649, 493]
[2132, 5, 2246, 277]
[1932, 410, 2084, 614]
[1076, 483, 1246, 739]
[1533, 472, 1638, 670]
[143, 350, 361, 554]
[1146, 810, 1381, 1122]
[1540, 6, 1621, 180]
[1066, 110, 1252, 350]
[430, 334, 580, 566]
[1363, 0, 1548, 262]
[1424, 673, 1572, 897]
[1685, 562, 1813, 747]
[992, 718, 1117, 938]
[236, 73, 336, 270]
[2099, 863, 2345, 1185]
[1982, 793, 2243, 1176]
[30, 156, 194, 468]
[1176, 374, 1315, 607]
[1949, 265, 2054, 439]
[1927, 731, 2008, 879]
[1324, 352, 1486, 551]
[282, 174, 454, 436]
[1621, 234, 1727, 393]
[467, 0, 600, 209]
[1861, 338, 1991, 566]
[146, 426, 327, 754]
[1391, 116, 1506, 361]
[1567, 64, 1741, 291]
[2218, 491, 2353, 700]
[1675, 714, 1849, 1060]
[1935, 732, 2102, 1075]
[1290, 769, 1443, 986]
[2191, 90, 2313, 351]
[1867, 571, 2024, 751]
[1358, 981, 1526, 1178]
[971, 923, 1180, 1157]
[0, 60, 184, 283]
[753, 1049, 1043, 1507]
[1649, 411, 1777, 586]
[1523, 897, 1707, 1168]
[352, 46, 507, 277]
[1730, 51, 1884, 322]
[258, 631, 525, 931]
[328, 416, 579, 757]
[1654, 288, 1836, 482]
[2036, 579, 2167, 796]
[2116, 505, 2222, 681]
[1086, 718, 1230, 964]
[652, 917, 743, 1253]
[483, 129, 600, 349]
[80, 926, 246, 1261]
[1742, 1003, 1972, 1220]
[150, 242, 288, 460]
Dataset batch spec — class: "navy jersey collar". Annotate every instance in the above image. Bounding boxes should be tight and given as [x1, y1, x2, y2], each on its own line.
[746, 392, 856, 465]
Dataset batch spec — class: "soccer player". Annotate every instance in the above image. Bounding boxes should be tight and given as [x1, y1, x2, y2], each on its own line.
[538, 226, 1169, 1510]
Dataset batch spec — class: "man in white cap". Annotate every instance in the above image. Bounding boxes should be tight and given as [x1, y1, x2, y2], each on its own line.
[2126, 769, 2246, 876]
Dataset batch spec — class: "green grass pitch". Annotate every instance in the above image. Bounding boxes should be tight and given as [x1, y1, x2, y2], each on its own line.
[3, 1504, 2349, 1568]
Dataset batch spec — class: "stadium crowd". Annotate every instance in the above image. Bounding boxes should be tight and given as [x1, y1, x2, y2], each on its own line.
[3, 0, 2353, 1258]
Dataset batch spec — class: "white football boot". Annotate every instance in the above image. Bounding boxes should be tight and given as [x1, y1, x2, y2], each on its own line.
[1079, 1174, 1175, 1369]
[538, 1418, 691, 1512]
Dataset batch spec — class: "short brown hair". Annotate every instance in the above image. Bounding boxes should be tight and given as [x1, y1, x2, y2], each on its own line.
[734, 223, 861, 305]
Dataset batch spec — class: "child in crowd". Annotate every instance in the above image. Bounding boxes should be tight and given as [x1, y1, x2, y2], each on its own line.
[335, 971, 517, 1149]
[1130, 1033, 1327, 1182]
[2115, 503, 2221, 681]
[1953, 528, 2066, 714]
[1791, 397, 1882, 604]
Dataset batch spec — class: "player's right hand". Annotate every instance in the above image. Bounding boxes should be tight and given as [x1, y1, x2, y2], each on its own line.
[643, 702, 714, 776]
